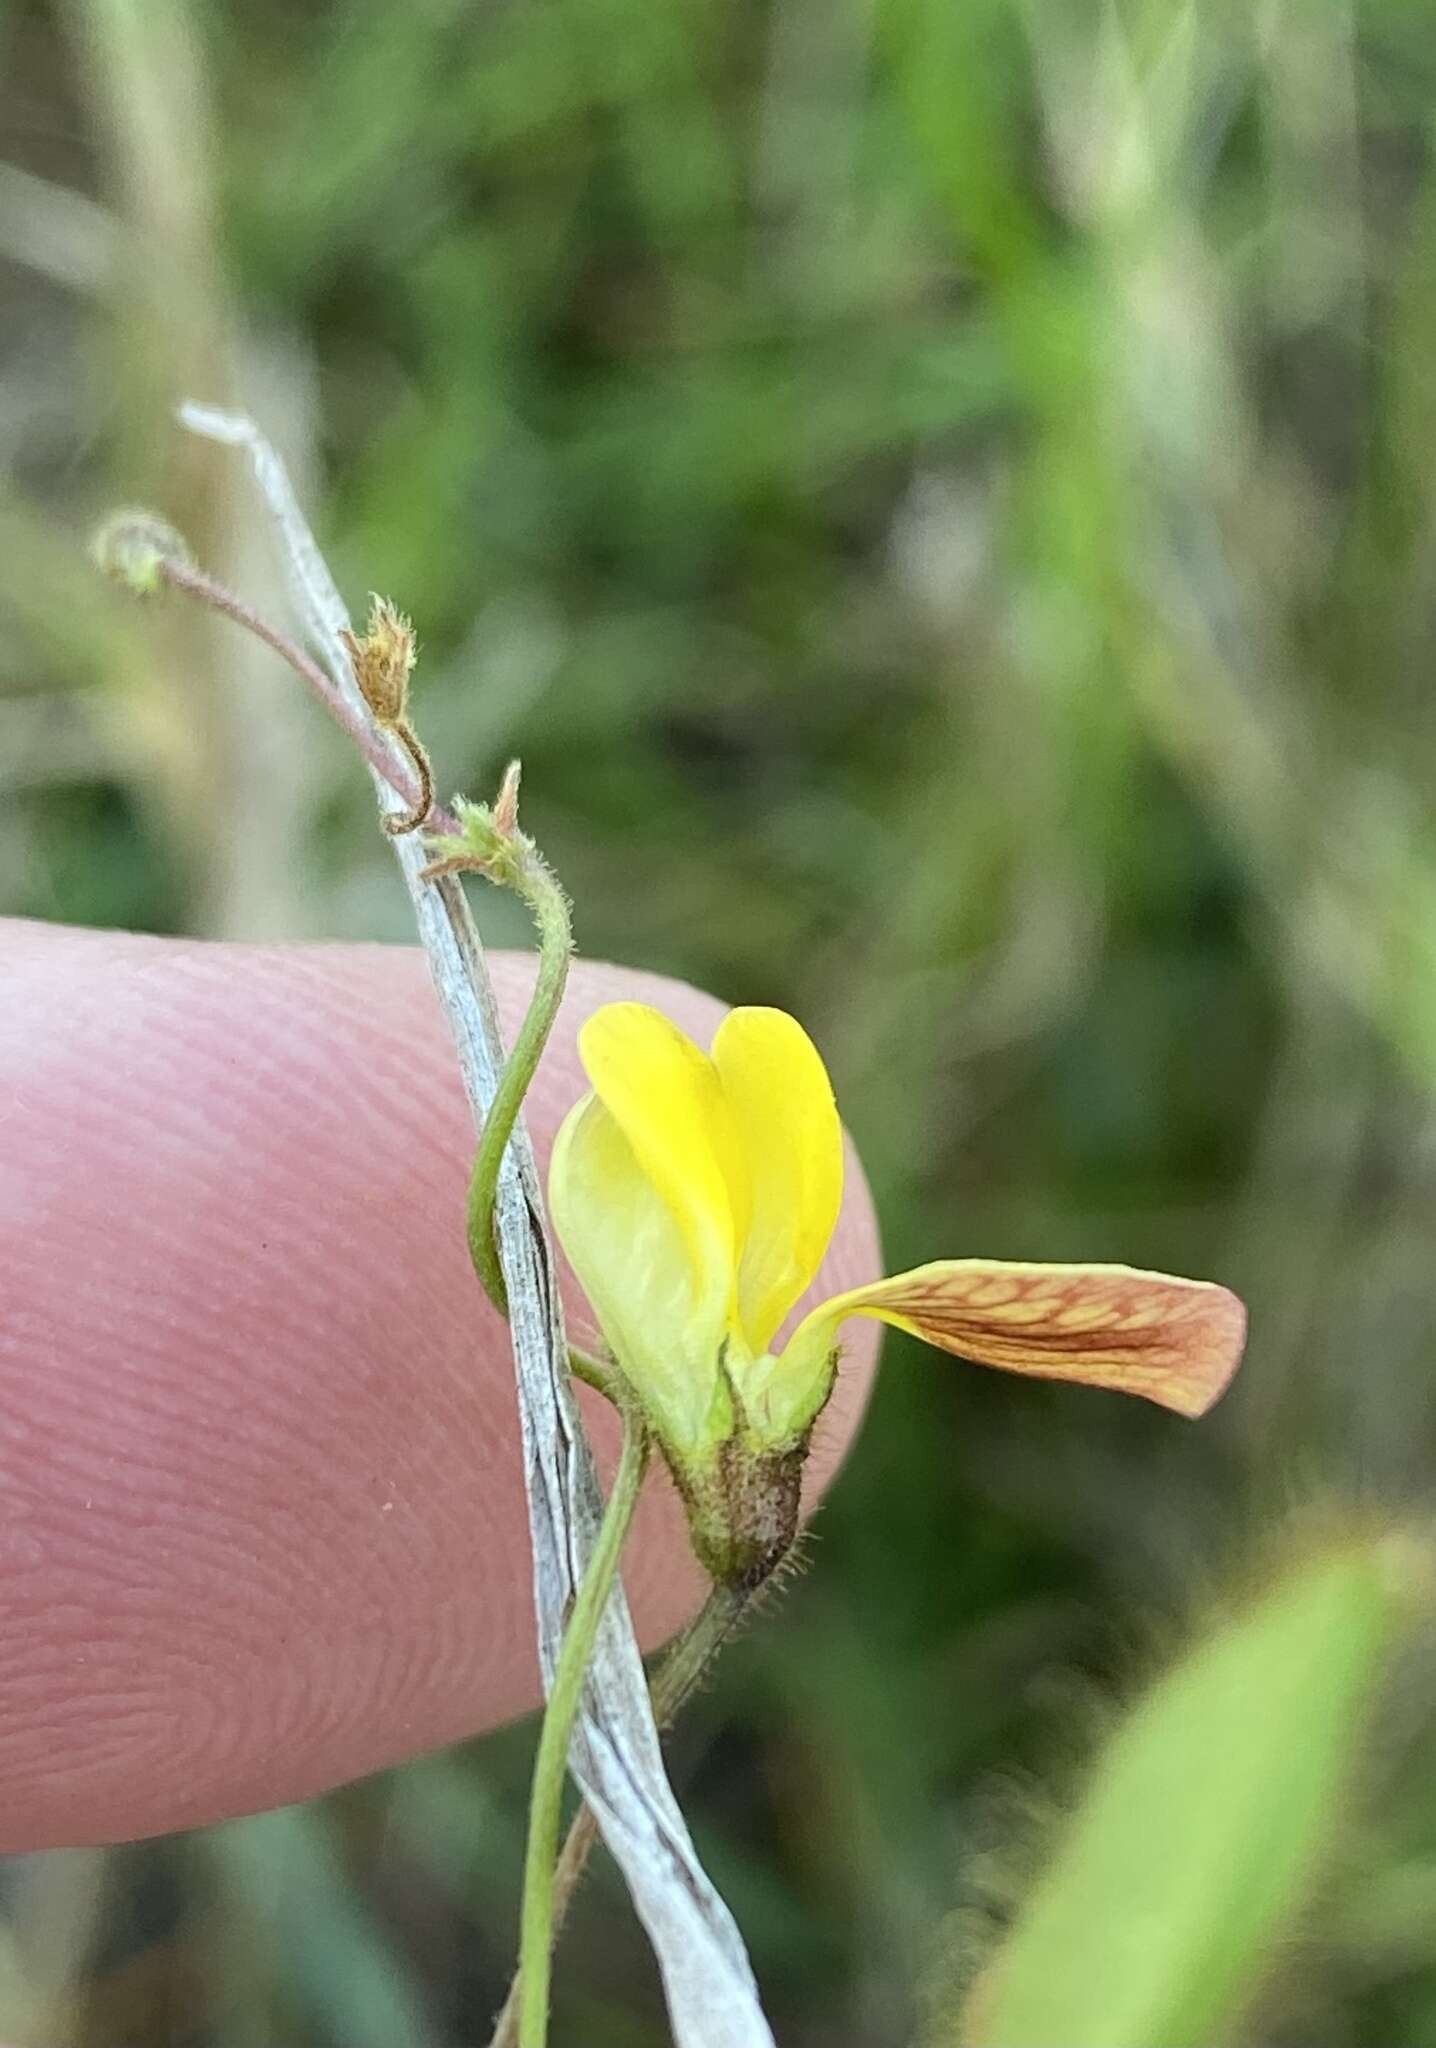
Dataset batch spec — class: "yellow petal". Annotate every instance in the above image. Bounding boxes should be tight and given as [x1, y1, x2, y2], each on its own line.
[711, 1007, 844, 1353]
[548, 1090, 733, 1451]
[577, 1002, 740, 1309]
[790, 1260, 1247, 1418]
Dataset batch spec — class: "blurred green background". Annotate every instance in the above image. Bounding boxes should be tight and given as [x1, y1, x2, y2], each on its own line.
[6, 0, 1436, 2040]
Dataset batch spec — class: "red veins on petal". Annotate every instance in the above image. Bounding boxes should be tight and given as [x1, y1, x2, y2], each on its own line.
[842, 1261, 1247, 1418]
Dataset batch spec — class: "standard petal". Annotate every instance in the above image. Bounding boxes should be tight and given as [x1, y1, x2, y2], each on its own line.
[548, 1091, 733, 1451]
[578, 1002, 739, 1308]
[711, 1007, 844, 1353]
[789, 1260, 1247, 1418]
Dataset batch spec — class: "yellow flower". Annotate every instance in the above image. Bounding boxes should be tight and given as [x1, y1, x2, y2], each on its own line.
[549, 1002, 1247, 1583]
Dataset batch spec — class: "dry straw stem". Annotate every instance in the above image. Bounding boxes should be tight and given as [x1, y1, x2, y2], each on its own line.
[175, 404, 774, 2048]
[489, 1577, 749, 2048]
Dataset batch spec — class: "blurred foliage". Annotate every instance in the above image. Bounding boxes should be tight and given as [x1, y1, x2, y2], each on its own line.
[950, 1537, 1414, 2048]
[6, 0, 1436, 2041]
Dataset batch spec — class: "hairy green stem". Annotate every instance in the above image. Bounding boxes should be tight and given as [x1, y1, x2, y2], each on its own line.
[649, 1579, 749, 1728]
[518, 1406, 650, 2048]
[466, 854, 571, 1318]
[489, 1578, 748, 2048]
[567, 1343, 624, 1403]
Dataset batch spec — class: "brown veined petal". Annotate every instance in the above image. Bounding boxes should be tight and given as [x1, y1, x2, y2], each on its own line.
[788, 1260, 1247, 1418]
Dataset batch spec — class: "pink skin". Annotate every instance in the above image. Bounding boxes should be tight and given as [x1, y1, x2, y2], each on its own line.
[0, 920, 881, 1850]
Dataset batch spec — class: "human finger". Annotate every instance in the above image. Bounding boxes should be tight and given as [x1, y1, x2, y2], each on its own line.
[0, 921, 881, 1848]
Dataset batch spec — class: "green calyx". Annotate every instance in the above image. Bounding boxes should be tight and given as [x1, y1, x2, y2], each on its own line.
[650, 1342, 840, 1587]
[666, 1430, 810, 1589]
[445, 792, 532, 885]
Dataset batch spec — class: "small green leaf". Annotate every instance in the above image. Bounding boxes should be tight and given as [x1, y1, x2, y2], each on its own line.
[959, 1539, 1418, 2048]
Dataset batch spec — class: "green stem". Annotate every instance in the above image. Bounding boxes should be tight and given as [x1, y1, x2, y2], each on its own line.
[568, 1344, 624, 1403]
[517, 1405, 650, 2048]
[466, 854, 572, 1318]
[488, 1579, 747, 2048]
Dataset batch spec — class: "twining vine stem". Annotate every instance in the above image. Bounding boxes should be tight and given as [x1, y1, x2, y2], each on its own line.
[488, 1577, 748, 2048]
[516, 1404, 650, 2048]
[156, 555, 456, 834]
[456, 851, 572, 1321]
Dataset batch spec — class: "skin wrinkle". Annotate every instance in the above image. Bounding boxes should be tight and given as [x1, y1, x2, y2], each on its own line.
[0, 920, 881, 1850]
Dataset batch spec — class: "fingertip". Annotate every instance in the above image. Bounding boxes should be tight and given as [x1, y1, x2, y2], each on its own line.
[0, 924, 881, 1845]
